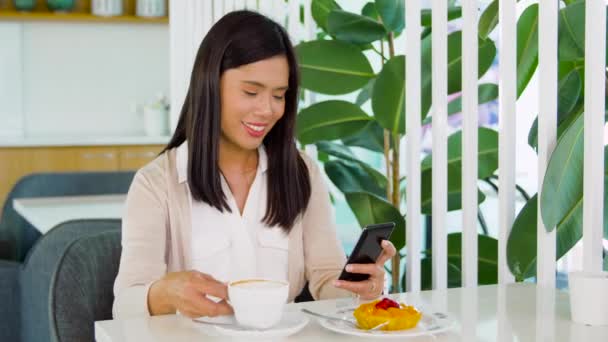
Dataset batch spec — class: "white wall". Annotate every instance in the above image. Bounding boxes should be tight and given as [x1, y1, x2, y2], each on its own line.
[0, 21, 169, 138]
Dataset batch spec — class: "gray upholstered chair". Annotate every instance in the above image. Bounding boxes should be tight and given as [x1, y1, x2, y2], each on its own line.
[19, 219, 121, 342]
[0, 259, 20, 341]
[49, 229, 121, 342]
[0, 171, 134, 262]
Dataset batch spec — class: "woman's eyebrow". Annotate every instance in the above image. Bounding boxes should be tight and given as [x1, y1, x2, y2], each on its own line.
[242, 80, 288, 91]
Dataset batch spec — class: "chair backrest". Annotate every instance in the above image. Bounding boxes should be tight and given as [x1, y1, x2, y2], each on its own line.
[0, 171, 134, 261]
[19, 219, 121, 342]
[49, 229, 121, 342]
[0, 260, 21, 342]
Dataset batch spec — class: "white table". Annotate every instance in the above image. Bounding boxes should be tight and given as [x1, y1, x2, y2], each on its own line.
[95, 283, 608, 341]
[12, 194, 126, 234]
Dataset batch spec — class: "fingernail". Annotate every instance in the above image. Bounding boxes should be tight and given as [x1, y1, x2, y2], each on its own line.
[333, 280, 341, 287]
[346, 265, 353, 272]
[382, 240, 388, 247]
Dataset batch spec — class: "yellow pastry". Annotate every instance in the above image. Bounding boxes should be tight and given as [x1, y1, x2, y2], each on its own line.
[353, 298, 422, 331]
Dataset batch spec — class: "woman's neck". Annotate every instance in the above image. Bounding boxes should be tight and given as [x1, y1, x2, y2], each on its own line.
[218, 140, 258, 175]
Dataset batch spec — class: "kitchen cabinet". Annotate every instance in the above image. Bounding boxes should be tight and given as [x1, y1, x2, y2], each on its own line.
[0, 144, 163, 215]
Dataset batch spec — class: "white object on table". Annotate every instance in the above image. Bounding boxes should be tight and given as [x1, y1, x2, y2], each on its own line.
[13, 194, 126, 234]
[95, 283, 608, 341]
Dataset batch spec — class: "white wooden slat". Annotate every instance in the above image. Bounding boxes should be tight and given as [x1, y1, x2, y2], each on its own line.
[201, 1, 213, 39]
[273, 0, 287, 27]
[246, 0, 257, 10]
[583, 0, 606, 272]
[212, 0, 224, 22]
[224, 0, 236, 12]
[498, 0, 516, 284]
[537, 0, 558, 288]
[461, 0, 478, 288]
[431, 0, 448, 291]
[234, 0, 246, 11]
[259, 0, 275, 20]
[287, 0, 301, 43]
[303, 0, 315, 41]
[405, 0, 422, 293]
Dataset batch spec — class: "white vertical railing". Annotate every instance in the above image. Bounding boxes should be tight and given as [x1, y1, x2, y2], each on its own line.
[583, 0, 606, 272]
[431, 0, 448, 291]
[406, 0, 422, 293]
[537, 0, 558, 288]
[461, 0, 479, 288]
[498, 0, 517, 285]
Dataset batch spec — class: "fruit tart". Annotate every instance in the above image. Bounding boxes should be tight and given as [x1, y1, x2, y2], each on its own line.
[353, 297, 422, 331]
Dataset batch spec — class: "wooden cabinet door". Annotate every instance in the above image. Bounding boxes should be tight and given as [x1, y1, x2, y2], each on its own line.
[73, 147, 119, 171]
[118, 145, 163, 170]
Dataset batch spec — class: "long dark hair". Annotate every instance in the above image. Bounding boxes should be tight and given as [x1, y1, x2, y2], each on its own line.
[164, 10, 310, 232]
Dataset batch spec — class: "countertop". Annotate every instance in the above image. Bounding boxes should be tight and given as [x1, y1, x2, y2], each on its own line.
[0, 135, 171, 147]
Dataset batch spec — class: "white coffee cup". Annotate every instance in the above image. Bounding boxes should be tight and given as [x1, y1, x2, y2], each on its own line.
[228, 279, 289, 329]
[568, 271, 608, 326]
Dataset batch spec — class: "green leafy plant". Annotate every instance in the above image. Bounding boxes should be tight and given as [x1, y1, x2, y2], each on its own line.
[295, 0, 510, 292]
[503, 0, 608, 278]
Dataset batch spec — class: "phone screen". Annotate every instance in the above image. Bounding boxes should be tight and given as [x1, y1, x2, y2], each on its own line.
[338, 222, 395, 282]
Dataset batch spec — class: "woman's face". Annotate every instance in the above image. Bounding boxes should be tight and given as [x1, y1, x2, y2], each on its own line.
[219, 55, 289, 152]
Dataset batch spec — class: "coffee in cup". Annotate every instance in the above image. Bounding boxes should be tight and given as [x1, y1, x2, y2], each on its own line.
[228, 279, 289, 329]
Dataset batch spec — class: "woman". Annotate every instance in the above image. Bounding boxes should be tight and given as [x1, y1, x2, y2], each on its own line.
[113, 10, 396, 319]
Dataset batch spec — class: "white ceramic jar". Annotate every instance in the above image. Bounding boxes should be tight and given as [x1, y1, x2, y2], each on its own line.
[136, 0, 165, 18]
[92, 0, 123, 17]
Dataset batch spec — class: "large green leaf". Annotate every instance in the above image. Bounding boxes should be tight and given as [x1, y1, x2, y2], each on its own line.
[508, 149, 608, 280]
[375, 0, 404, 33]
[316, 141, 388, 189]
[419, 128, 498, 214]
[361, 2, 380, 20]
[420, 165, 487, 214]
[296, 40, 375, 95]
[478, 0, 524, 40]
[541, 114, 584, 230]
[311, 0, 341, 33]
[327, 10, 387, 45]
[372, 55, 405, 134]
[325, 160, 387, 199]
[296, 100, 372, 144]
[517, 4, 538, 98]
[420, 32, 497, 118]
[403, 233, 498, 290]
[345, 192, 406, 251]
[420, 7, 463, 26]
[604, 255, 608, 271]
[420, 128, 499, 178]
[558, 1, 586, 62]
[341, 121, 386, 153]
[527, 69, 583, 150]
[356, 78, 375, 106]
[478, 0, 499, 40]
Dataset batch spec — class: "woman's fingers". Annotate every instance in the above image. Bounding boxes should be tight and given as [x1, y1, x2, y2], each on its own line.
[192, 273, 229, 300]
[376, 240, 397, 266]
[344, 263, 384, 276]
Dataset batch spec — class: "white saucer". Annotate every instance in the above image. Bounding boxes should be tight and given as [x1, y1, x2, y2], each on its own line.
[195, 312, 309, 338]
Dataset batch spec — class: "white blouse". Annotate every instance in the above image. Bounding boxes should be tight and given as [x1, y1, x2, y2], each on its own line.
[176, 142, 289, 284]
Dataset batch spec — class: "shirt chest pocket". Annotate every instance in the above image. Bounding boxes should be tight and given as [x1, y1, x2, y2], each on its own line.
[256, 227, 289, 281]
[191, 230, 232, 282]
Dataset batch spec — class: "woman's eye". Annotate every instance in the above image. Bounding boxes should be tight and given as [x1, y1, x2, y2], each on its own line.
[273, 95, 285, 100]
[244, 91, 257, 96]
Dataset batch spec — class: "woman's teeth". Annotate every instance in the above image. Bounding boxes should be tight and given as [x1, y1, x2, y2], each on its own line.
[244, 122, 264, 132]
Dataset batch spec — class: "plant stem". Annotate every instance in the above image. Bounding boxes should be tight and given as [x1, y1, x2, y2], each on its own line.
[384, 129, 392, 200]
[371, 43, 388, 62]
[388, 32, 395, 59]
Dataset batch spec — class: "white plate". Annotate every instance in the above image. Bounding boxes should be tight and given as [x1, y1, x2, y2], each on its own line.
[195, 312, 309, 338]
[317, 306, 455, 338]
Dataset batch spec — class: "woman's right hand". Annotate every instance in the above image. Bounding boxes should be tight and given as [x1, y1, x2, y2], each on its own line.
[148, 270, 233, 318]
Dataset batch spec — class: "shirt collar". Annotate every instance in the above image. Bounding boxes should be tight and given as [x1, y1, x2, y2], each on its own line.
[176, 141, 268, 184]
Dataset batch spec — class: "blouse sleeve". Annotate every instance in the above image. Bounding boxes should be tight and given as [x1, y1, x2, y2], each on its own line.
[300, 154, 356, 300]
[112, 163, 169, 318]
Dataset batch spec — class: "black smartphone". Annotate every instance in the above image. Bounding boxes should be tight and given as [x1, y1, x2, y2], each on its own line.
[338, 222, 395, 282]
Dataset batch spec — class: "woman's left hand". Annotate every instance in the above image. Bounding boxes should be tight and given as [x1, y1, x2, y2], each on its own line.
[333, 240, 397, 300]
